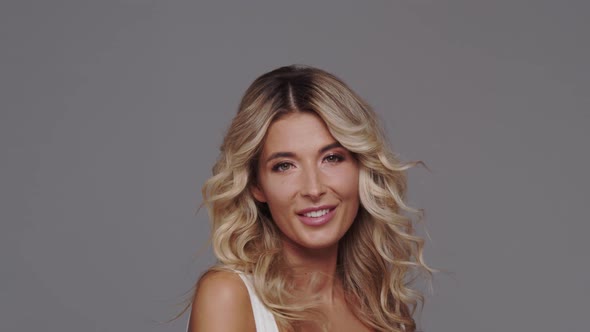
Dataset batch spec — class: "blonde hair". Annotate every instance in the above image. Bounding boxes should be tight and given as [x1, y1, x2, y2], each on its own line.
[202, 65, 430, 331]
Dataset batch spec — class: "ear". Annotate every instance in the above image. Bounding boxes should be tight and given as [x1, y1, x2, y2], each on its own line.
[250, 184, 267, 203]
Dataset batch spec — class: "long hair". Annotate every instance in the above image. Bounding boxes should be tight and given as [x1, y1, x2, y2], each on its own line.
[202, 65, 431, 331]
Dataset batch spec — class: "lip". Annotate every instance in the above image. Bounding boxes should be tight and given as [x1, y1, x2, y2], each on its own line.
[296, 205, 336, 215]
[296, 205, 337, 227]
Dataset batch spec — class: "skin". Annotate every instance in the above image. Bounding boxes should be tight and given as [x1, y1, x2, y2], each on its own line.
[252, 111, 360, 261]
[188, 270, 256, 332]
[189, 112, 371, 331]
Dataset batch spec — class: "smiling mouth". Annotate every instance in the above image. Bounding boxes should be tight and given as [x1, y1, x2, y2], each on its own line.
[296, 206, 337, 226]
[302, 209, 331, 218]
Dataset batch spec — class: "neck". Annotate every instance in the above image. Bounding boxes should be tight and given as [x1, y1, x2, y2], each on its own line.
[282, 240, 341, 304]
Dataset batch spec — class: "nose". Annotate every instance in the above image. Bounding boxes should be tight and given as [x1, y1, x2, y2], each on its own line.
[300, 167, 326, 200]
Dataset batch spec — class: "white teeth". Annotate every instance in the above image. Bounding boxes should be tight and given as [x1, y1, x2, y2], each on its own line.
[304, 209, 330, 218]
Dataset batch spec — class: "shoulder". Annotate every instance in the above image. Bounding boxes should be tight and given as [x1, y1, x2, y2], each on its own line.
[187, 269, 256, 332]
[196, 269, 249, 297]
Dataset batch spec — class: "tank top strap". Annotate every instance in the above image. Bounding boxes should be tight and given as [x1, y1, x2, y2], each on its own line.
[236, 272, 280, 332]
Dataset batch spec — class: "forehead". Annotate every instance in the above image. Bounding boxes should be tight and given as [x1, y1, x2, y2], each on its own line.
[261, 112, 336, 154]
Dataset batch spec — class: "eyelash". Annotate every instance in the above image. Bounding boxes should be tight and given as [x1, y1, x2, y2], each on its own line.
[271, 154, 345, 172]
[324, 153, 345, 163]
[271, 162, 294, 172]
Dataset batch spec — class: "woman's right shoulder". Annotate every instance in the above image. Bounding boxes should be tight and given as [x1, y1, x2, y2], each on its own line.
[187, 269, 256, 332]
[197, 269, 245, 290]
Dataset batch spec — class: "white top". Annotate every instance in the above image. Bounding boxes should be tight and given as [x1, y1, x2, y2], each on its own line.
[236, 272, 280, 332]
[185, 271, 279, 332]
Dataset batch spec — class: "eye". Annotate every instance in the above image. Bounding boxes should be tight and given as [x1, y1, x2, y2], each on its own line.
[324, 153, 345, 163]
[271, 162, 294, 172]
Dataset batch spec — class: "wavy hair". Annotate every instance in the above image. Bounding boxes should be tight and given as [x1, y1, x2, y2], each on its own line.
[201, 65, 431, 331]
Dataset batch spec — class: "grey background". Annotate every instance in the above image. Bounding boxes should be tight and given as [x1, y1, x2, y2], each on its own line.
[2, 1, 588, 331]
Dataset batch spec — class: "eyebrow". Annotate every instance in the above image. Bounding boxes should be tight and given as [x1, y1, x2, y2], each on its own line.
[264, 141, 343, 164]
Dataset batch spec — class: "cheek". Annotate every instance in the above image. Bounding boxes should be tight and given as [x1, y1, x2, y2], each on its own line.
[326, 166, 360, 197]
[260, 177, 297, 213]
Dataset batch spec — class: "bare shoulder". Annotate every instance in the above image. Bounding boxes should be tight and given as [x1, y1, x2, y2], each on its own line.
[187, 269, 256, 332]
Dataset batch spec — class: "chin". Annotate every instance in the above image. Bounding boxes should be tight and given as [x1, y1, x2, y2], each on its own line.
[296, 235, 343, 251]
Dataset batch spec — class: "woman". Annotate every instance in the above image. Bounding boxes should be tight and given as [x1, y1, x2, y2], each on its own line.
[188, 65, 430, 332]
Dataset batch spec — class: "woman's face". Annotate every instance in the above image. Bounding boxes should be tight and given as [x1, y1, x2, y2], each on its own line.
[252, 112, 360, 253]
